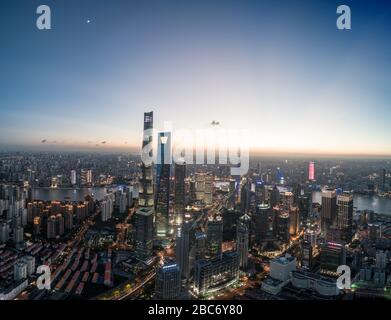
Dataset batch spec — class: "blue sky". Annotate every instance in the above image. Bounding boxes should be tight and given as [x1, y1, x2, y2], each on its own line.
[0, 0, 391, 154]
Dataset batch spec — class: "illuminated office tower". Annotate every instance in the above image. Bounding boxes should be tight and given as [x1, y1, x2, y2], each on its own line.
[138, 111, 154, 208]
[174, 160, 186, 225]
[289, 206, 299, 237]
[70, 170, 77, 185]
[276, 209, 290, 243]
[195, 173, 205, 201]
[206, 216, 223, 259]
[155, 132, 171, 239]
[255, 181, 266, 205]
[320, 242, 346, 275]
[176, 220, 192, 280]
[81, 169, 92, 186]
[236, 214, 250, 270]
[308, 161, 315, 181]
[337, 192, 354, 241]
[135, 112, 155, 259]
[301, 240, 313, 270]
[281, 192, 294, 209]
[193, 231, 207, 261]
[194, 251, 239, 296]
[189, 179, 196, 202]
[204, 173, 213, 205]
[155, 262, 181, 300]
[321, 189, 337, 236]
[134, 207, 154, 261]
[253, 204, 270, 243]
[240, 178, 251, 214]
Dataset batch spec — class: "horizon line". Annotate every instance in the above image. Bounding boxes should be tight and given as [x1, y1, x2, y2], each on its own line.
[1, 144, 391, 159]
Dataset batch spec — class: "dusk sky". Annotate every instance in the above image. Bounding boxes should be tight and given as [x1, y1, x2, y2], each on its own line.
[1, 0, 391, 155]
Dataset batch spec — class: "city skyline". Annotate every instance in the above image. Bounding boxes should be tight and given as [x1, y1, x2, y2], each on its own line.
[1, 0, 391, 156]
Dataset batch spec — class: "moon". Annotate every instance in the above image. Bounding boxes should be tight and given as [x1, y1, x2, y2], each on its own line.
[86, 19, 91, 24]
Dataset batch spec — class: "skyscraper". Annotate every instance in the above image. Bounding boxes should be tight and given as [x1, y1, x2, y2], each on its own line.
[379, 168, 386, 191]
[195, 173, 205, 201]
[308, 161, 315, 181]
[203, 173, 213, 205]
[281, 191, 294, 209]
[70, 170, 77, 185]
[292, 183, 301, 205]
[253, 204, 270, 243]
[138, 111, 154, 208]
[255, 181, 266, 205]
[227, 179, 236, 210]
[134, 207, 154, 261]
[80, 169, 92, 186]
[289, 206, 300, 237]
[155, 262, 181, 300]
[276, 210, 290, 243]
[320, 242, 346, 275]
[206, 216, 223, 259]
[240, 178, 251, 214]
[135, 112, 155, 260]
[337, 192, 354, 241]
[269, 185, 280, 207]
[174, 159, 186, 225]
[176, 220, 192, 281]
[155, 132, 171, 239]
[236, 214, 250, 270]
[321, 189, 337, 236]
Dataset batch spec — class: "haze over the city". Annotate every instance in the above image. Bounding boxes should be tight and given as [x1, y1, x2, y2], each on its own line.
[1, 0, 391, 155]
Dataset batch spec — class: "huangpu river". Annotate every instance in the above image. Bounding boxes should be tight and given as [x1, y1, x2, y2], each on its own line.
[32, 187, 391, 215]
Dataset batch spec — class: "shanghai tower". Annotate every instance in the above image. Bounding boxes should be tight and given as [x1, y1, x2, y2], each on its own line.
[135, 111, 154, 261]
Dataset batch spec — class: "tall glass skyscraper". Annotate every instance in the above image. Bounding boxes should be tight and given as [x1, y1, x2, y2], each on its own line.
[135, 112, 154, 260]
[174, 159, 186, 225]
[308, 161, 315, 181]
[155, 131, 171, 239]
[138, 112, 154, 208]
[321, 189, 337, 237]
[155, 262, 181, 300]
